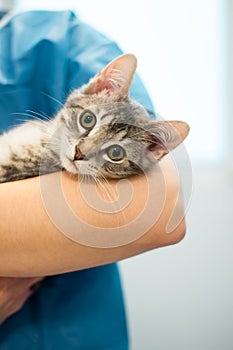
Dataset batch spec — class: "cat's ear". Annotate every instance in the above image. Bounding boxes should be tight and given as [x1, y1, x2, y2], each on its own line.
[83, 54, 137, 98]
[147, 121, 190, 159]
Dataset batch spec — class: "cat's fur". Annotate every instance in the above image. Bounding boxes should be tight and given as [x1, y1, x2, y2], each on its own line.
[0, 54, 189, 183]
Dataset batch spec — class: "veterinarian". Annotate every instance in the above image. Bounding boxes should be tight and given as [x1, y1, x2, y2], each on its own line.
[0, 9, 186, 349]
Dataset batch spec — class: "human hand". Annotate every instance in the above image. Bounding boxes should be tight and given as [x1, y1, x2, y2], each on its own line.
[0, 277, 43, 325]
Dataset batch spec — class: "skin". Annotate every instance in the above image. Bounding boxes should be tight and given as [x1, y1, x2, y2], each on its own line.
[0, 277, 43, 325]
[0, 156, 186, 276]
[0, 156, 186, 322]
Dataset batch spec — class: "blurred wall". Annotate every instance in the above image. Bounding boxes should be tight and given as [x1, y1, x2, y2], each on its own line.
[16, 0, 227, 164]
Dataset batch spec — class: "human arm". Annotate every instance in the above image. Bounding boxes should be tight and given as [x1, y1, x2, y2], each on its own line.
[0, 156, 186, 277]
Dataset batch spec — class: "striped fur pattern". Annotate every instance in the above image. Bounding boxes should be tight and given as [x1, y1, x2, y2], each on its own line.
[0, 54, 189, 183]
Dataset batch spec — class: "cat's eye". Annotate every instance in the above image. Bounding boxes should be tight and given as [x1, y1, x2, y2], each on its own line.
[107, 145, 126, 162]
[79, 110, 97, 130]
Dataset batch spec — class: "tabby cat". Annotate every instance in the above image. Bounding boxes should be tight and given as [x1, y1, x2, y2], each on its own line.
[0, 54, 189, 183]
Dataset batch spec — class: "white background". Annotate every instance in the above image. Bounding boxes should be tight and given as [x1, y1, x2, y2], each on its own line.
[16, 0, 228, 164]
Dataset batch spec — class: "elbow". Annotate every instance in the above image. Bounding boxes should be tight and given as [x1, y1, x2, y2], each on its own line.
[169, 218, 187, 245]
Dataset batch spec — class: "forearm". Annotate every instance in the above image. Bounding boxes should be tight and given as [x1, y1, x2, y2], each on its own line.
[0, 156, 186, 277]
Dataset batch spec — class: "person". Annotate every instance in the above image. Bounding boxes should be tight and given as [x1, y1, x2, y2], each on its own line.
[0, 9, 186, 349]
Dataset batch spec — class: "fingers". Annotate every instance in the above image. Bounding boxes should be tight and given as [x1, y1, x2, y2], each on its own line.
[23, 277, 44, 288]
[0, 277, 42, 295]
[0, 285, 32, 325]
[0, 276, 44, 325]
[29, 277, 44, 294]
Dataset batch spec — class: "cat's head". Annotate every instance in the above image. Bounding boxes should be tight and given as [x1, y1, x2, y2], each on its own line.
[58, 54, 189, 179]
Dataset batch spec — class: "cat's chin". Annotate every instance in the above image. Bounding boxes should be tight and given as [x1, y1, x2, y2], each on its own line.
[62, 157, 79, 174]
[62, 157, 98, 178]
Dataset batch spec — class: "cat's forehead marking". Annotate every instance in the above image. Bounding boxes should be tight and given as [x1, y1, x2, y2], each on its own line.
[70, 100, 152, 141]
[100, 137, 132, 151]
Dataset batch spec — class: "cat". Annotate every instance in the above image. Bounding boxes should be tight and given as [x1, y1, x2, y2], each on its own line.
[0, 54, 189, 183]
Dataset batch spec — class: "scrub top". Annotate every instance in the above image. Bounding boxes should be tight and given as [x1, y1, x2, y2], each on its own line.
[0, 10, 154, 349]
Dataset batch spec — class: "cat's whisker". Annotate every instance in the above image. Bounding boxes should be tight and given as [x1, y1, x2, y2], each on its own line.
[26, 110, 51, 121]
[10, 113, 57, 136]
[96, 177, 122, 214]
[40, 91, 64, 107]
[78, 173, 91, 187]
[96, 174, 126, 223]
[96, 176, 115, 204]
[10, 112, 48, 124]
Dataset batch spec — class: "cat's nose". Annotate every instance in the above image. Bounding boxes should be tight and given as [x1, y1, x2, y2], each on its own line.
[74, 146, 86, 161]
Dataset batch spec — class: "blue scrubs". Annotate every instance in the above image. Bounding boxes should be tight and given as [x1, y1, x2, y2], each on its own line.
[0, 10, 154, 349]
